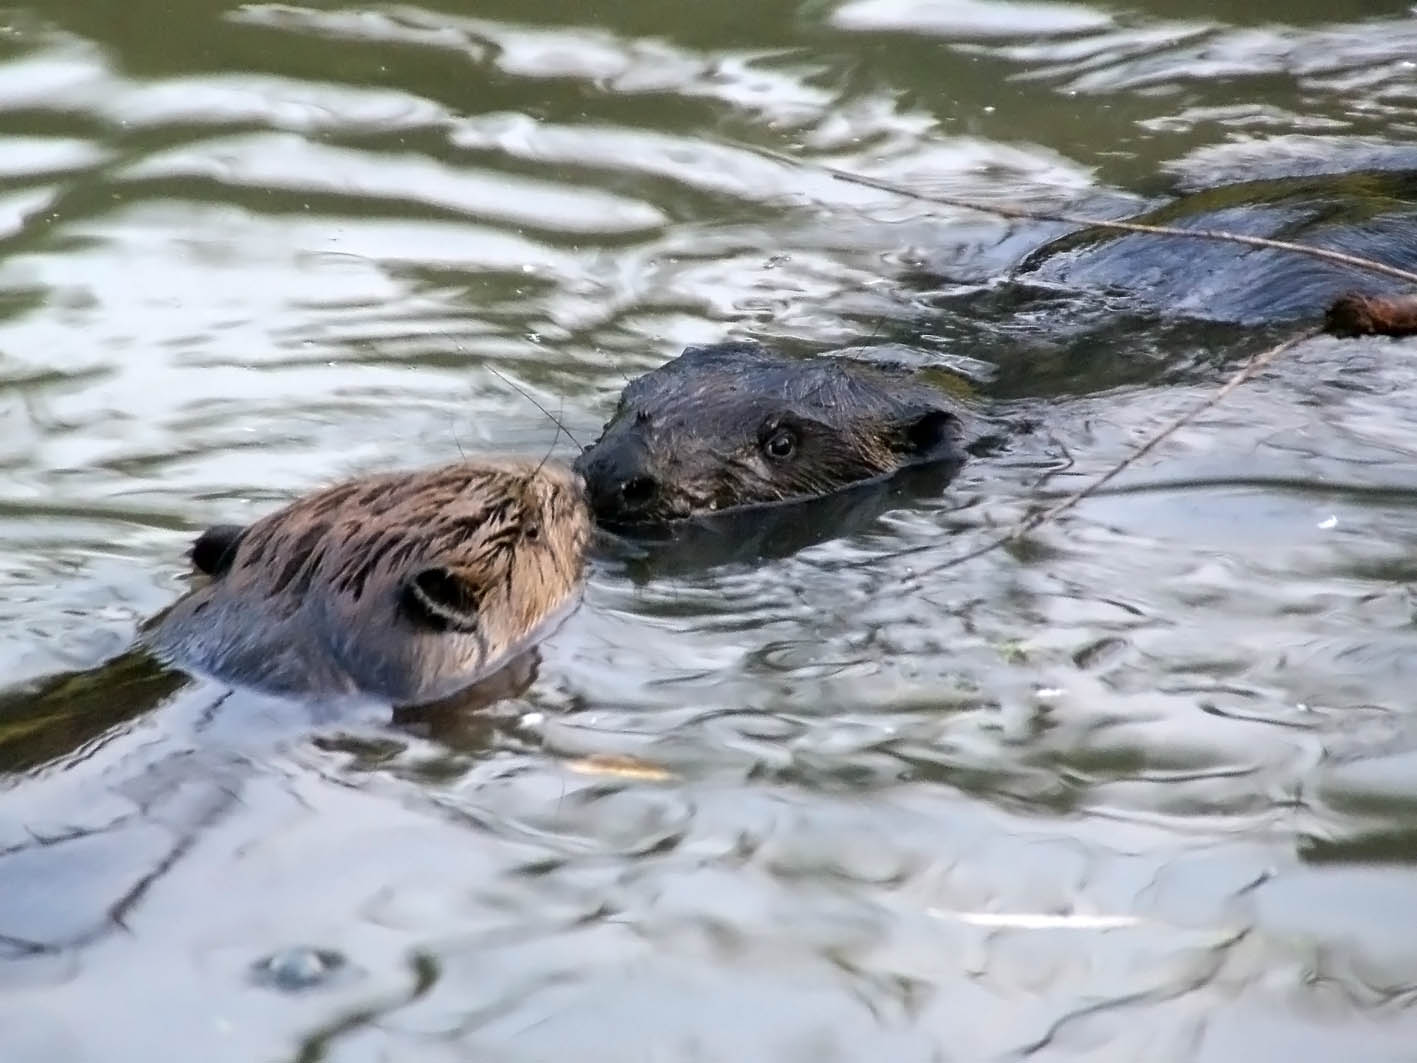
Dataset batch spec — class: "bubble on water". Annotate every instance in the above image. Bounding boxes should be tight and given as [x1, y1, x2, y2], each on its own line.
[249, 946, 348, 992]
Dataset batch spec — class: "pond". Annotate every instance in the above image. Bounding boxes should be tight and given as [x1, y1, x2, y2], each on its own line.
[4, 0, 1417, 1059]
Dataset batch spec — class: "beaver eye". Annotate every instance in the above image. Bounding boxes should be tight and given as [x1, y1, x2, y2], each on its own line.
[762, 427, 798, 461]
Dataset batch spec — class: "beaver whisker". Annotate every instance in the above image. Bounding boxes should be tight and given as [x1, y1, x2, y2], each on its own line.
[486, 365, 584, 454]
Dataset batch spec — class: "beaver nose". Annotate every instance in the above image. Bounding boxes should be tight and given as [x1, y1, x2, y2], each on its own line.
[577, 446, 662, 522]
[594, 471, 660, 521]
[619, 476, 657, 510]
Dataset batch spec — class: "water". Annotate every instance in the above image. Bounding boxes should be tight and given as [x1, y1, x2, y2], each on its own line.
[4, 0, 1417, 1059]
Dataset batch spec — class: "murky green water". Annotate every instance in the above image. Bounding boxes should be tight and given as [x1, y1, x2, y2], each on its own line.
[5, 0, 1417, 1059]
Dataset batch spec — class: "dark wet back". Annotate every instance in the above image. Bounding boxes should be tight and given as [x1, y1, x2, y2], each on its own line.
[574, 342, 968, 527]
[1018, 169, 1417, 325]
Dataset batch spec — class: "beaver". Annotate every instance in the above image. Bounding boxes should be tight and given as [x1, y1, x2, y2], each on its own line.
[145, 457, 590, 707]
[1012, 167, 1417, 326]
[573, 341, 971, 528]
[0, 460, 584, 959]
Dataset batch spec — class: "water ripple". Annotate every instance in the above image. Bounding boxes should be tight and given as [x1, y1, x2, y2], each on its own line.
[4, 0, 1417, 1057]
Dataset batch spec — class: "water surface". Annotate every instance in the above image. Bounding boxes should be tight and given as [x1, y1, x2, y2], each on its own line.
[5, 0, 1417, 1059]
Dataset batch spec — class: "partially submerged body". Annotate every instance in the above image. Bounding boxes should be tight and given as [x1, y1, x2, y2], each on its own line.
[574, 342, 972, 529]
[1015, 167, 1417, 325]
[146, 458, 590, 707]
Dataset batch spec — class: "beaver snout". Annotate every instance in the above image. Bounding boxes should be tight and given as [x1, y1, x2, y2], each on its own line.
[618, 475, 658, 509]
[576, 444, 668, 525]
[592, 471, 662, 523]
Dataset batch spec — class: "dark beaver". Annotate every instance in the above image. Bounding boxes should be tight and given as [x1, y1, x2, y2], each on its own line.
[144, 458, 589, 706]
[573, 342, 969, 528]
[1016, 168, 1417, 325]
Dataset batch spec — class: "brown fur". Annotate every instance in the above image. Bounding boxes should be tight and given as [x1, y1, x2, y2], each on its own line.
[144, 459, 589, 706]
[1325, 292, 1417, 338]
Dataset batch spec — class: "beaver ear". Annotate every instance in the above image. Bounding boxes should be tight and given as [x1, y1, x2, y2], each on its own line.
[895, 409, 960, 456]
[400, 567, 482, 633]
[190, 524, 246, 577]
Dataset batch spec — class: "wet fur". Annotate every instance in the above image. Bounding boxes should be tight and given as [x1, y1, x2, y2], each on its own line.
[1016, 168, 1417, 325]
[145, 459, 590, 706]
[575, 342, 967, 526]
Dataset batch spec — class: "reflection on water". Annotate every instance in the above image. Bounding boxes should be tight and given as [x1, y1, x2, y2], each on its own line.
[5, 0, 1417, 1058]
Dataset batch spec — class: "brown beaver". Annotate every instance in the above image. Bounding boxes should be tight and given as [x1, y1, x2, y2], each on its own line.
[573, 341, 972, 528]
[0, 461, 587, 954]
[144, 458, 589, 707]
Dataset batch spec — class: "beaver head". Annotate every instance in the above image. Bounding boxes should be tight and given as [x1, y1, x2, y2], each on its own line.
[574, 342, 968, 528]
[145, 459, 589, 707]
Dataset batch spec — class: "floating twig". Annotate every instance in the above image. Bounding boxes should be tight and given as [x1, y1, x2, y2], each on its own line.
[883, 327, 1322, 575]
[1012, 327, 1321, 535]
[739, 144, 1417, 288]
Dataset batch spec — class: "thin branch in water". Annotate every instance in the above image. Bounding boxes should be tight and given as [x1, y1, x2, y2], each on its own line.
[874, 327, 1322, 575]
[1010, 327, 1320, 535]
[739, 144, 1417, 288]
